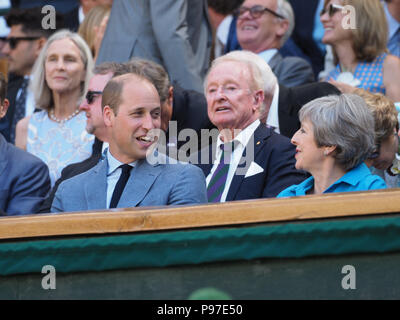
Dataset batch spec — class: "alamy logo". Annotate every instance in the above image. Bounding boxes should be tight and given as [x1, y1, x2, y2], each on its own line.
[41, 265, 56, 290]
[41, 5, 56, 30]
[341, 265, 356, 290]
[341, 5, 356, 30]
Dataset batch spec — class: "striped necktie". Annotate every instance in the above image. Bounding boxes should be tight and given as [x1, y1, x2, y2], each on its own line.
[207, 142, 235, 203]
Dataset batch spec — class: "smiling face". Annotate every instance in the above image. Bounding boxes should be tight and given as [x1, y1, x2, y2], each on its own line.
[44, 38, 86, 95]
[236, 0, 287, 52]
[79, 72, 112, 139]
[320, 0, 353, 46]
[205, 60, 262, 133]
[291, 119, 326, 173]
[104, 75, 161, 164]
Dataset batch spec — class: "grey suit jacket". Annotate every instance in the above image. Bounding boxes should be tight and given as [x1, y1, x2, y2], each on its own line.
[51, 154, 207, 213]
[268, 52, 315, 87]
[96, 0, 212, 93]
[0, 134, 50, 215]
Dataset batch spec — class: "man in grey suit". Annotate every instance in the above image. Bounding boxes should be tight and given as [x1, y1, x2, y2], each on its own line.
[0, 73, 50, 215]
[236, 0, 315, 87]
[96, 0, 212, 93]
[51, 73, 207, 213]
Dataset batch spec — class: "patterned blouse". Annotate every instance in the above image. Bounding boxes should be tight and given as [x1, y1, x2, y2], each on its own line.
[27, 110, 94, 187]
[325, 53, 387, 94]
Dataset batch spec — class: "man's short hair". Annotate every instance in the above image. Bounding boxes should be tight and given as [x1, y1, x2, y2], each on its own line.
[93, 61, 125, 76]
[124, 58, 171, 104]
[102, 73, 156, 114]
[207, 0, 244, 15]
[5, 7, 64, 38]
[0, 72, 7, 103]
[276, 0, 295, 46]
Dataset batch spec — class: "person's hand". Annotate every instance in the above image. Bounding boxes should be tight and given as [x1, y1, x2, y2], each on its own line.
[328, 79, 357, 94]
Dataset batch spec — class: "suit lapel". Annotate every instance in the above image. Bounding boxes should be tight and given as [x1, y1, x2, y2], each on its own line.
[226, 125, 272, 201]
[117, 159, 163, 208]
[268, 52, 282, 71]
[84, 159, 108, 209]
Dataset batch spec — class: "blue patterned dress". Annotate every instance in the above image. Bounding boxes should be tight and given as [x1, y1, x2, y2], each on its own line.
[27, 110, 94, 186]
[325, 53, 387, 94]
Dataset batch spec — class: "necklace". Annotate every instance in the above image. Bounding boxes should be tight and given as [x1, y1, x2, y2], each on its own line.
[49, 109, 80, 124]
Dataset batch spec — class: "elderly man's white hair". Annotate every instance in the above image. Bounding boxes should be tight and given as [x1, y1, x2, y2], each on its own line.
[223, 50, 278, 116]
[276, 0, 295, 46]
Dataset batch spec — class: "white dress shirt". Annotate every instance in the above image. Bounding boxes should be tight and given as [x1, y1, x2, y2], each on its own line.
[206, 119, 260, 202]
[266, 84, 280, 134]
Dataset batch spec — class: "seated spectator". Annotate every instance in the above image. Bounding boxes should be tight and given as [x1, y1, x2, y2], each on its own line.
[235, 0, 315, 87]
[321, 0, 400, 102]
[0, 72, 50, 215]
[78, 5, 110, 63]
[278, 94, 386, 197]
[51, 73, 207, 213]
[15, 30, 95, 187]
[355, 88, 400, 188]
[199, 51, 306, 202]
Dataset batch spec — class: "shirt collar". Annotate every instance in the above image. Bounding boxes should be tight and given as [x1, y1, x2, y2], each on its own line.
[258, 49, 278, 64]
[329, 162, 371, 188]
[107, 149, 137, 175]
[266, 84, 280, 132]
[384, 1, 400, 39]
[216, 119, 260, 151]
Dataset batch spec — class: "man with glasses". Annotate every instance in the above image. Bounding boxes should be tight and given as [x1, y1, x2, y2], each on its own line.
[0, 7, 62, 143]
[235, 0, 314, 87]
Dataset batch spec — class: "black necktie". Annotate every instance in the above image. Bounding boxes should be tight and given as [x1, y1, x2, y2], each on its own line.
[10, 78, 29, 144]
[109, 164, 133, 208]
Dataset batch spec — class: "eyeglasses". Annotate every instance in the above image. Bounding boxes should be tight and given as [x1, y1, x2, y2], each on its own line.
[85, 90, 103, 104]
[3, 36, 40, 49]
[320, 3, 344, 17]
[234, 5, 285, 20]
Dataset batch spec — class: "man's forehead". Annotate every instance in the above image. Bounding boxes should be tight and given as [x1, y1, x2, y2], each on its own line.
[9, 24, 26, 36]
[209, 61, 251, 80]
[244, 0, 277, 9]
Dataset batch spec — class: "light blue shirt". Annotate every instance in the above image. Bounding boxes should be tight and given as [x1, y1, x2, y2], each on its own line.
[106, 149, 137, 208]
[277, 162, 386, 198]
[383, 1, 400, 58]
[313, 0, 326, 53]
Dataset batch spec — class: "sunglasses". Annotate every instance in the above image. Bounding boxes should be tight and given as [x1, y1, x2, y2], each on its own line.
[320, 3, 344, 17]
[85, 90, 103, 104]
[234, 5, 285, 20]
[3, 36, 40, 49]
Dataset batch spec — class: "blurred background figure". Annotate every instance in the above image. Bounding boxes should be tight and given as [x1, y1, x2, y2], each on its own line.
[278, 94, 386, 197]
[64, 0, 113, 32]
[0, 7, 63, 143]
[355, 88, 400, 188]
[15, 30, 94, 186]
[383, 0, 400, 58]
[78, 5, 110, 62]
[321, 0, 400, 102]
[96, 0, 212, 93]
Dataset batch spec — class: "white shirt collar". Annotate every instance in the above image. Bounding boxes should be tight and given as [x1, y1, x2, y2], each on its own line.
[258, 49, 279, 64]
[266, 84, 280, 133]
[107, 149, 136, 175]
[78, 6, 85, 24]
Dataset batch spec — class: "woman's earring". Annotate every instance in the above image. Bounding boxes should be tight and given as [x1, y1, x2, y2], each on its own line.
[324, 150, 329, 156]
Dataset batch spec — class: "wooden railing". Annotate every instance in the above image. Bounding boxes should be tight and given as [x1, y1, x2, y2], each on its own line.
[1, 189, 400, 240]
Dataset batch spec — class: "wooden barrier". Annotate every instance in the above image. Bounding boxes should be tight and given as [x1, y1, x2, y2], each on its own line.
[1, 188, 400, 240]
[1, 189, 400, 299]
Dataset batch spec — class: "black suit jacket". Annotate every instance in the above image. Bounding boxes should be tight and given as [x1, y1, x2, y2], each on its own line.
[39, 138, 103, 213]
[278, 82, 341, 139]
[63, 6, 80, 32]
[168, 85, 215, 150]
[197, 124, 307, 200]
[0, 74, 24, 142]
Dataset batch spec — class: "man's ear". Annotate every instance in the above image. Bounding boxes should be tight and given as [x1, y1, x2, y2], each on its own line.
[277, 19, 289, 38]
[0, 98, 9, 118]
[253, 90, 264, 111]
[35, 37, 47, 57]
[103, 105, 114, 127]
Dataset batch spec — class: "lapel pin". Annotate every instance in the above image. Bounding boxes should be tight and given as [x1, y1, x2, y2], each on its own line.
[256, 141, 261, 145]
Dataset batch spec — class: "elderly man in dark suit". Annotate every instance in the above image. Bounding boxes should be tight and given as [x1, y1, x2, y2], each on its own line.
[0, 73, 50, 215]
[235, 0, 315, 87]
[198, 51, 306, 202]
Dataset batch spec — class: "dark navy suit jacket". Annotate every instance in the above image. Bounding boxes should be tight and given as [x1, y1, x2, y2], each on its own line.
[196, 124, 307, 200]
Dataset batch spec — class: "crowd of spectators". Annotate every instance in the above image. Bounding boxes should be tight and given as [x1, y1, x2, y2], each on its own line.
[0, 0, 399, 216]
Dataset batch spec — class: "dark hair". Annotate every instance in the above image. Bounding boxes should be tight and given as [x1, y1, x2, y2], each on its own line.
[207, 0, 244, 15]
[0, 73, 7, 103]
[5, 7, 64, 38]
[94, 62, 125, 76]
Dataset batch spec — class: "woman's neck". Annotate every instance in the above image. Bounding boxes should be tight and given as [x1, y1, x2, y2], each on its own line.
[52, 90, 81, 118]
[334, 42, 357, 73]
[310, 162, 347, 195]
